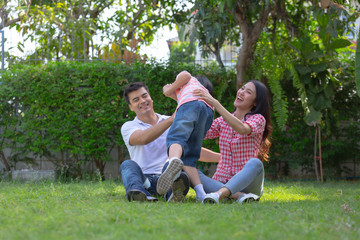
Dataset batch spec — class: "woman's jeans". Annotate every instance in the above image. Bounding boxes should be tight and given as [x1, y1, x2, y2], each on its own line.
[198, 158, 264, 197]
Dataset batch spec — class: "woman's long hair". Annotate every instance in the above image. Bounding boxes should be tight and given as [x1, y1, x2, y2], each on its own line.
[244, 80, 273, 162]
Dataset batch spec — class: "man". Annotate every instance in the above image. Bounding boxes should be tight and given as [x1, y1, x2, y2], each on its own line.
[120, 82, 190, 202]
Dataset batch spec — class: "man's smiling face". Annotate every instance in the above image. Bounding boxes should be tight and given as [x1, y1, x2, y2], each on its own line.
[128, 87, 154, 117]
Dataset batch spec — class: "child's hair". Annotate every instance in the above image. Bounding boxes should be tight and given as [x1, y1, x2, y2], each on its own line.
[195, 75, 213, 95]
[123, 82, 149, 105]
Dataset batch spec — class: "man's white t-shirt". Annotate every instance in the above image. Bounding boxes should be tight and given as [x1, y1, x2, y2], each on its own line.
[121, 114, 170, 174]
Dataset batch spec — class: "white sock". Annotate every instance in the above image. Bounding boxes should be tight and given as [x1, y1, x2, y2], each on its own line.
[194, 184, 206, 202]
[143, 178, 151, 189]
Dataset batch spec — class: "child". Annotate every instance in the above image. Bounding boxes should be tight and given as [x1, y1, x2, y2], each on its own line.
[156, 71, 214, 202]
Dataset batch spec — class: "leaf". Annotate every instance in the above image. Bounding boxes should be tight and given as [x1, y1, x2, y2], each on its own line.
[309, 62, 327, 73]
[289, 41, 301, 54]
[305, 50, 325, 60]
[289, 63, 308, 112]
[313, 93, 331, 111]
[219, 1, 225, 12]
[294, 64, 311, 75]
[17, 45, 24, 53]
[300, 37, 314, 57]
[268, 76, 288, 130]
[305, 106, 322, 125]
[300, 74, 311, 84]
[178, 23, 186, 41]
[328, 39, 352, 51]
[324, 84, 334, 98]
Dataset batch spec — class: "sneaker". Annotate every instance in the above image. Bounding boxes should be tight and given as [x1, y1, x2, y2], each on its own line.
[202, 192, 220, 204]
[156, 157, 183, 195]
[126, 189, 158, 202]
[167, 172, 190, 202]
[236, 193, 260, 204]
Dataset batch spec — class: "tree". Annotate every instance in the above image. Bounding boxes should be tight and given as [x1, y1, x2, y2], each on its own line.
[184, 1, 239, 68]
[226, 0, 277, 89]
[10, 0, 187, 62]
[14, 0, 115, 60]
[184, 0, 359, 127]
[0, 0, 32, 30]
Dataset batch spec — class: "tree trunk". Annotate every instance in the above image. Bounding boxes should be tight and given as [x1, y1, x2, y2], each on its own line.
[0, 150, 11, 172]
[235, 40, 253, 89]
[232, 2, 275, 89]
[214, 48, 225, 69]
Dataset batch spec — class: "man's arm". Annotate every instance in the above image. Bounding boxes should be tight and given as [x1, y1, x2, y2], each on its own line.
[198, 147, 221, 163]
[129, 115, 174, 146]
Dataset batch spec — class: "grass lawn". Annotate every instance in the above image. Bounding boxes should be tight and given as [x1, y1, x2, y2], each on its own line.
[0, 180, 359, 240]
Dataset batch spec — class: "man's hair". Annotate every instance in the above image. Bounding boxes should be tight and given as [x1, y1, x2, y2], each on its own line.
[195, 75, 213, 95]
[123, 82, 150, 105]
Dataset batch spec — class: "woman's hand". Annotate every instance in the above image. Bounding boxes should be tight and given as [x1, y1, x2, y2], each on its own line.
[193, 89, 218, 107]
[195, 88, 251, 135]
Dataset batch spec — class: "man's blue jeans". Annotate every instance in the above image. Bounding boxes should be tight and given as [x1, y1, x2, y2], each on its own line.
[120, 159, 186, 198]
[198, 158, 264, 197]
[120, 160, 160, 197]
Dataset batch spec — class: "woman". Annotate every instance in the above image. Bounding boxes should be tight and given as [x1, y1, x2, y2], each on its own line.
[193, 80, 272, 204]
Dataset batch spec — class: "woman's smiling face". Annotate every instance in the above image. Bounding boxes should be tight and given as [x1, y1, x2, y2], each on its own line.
[233, 82, 257, 111]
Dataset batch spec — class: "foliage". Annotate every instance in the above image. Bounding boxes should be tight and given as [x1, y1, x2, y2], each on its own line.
[356, 24, 360, 97]
[97, 39, 144, 63]
[183, 0, 359, 130]
[0, 61, 235, 178]
[108, 0, 186, 44]
[15, 0, 108, 60]
[267, 52, 360, 179]
[0, 0, 32, 30]
[289, 2, 354, 125]
[9, 0, 188, 62]
[168, 41, 196, 64]
[252, 37, 289, 130]
[0, 61, 130, 178]
[0, 56, 358, 179]
[183, 0, 239, 68]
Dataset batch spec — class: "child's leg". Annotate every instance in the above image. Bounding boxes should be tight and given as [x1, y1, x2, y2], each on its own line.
[183, 165, 206, 202]
[168, 143, 183, 159]
[183, 165, 200, 186]
[156, 143, 184, 195]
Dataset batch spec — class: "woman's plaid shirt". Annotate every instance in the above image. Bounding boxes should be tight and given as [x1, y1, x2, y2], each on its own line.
[205, 113, 265, 183]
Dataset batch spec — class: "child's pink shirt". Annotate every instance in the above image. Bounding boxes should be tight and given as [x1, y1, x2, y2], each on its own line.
[176, 76, 213, 110]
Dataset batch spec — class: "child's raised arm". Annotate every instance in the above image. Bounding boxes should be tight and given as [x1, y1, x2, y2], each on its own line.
[163, 71, 191, 100]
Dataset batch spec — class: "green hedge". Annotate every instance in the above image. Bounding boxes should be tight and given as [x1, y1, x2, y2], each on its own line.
[0, 61, 235, 179]
[0, 62, 129, 178]
[1, 60, 358, 180]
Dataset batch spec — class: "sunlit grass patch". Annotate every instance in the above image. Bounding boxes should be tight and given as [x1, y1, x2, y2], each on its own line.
[264, 183, 321, 202]
[0, 180, 359, 240]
